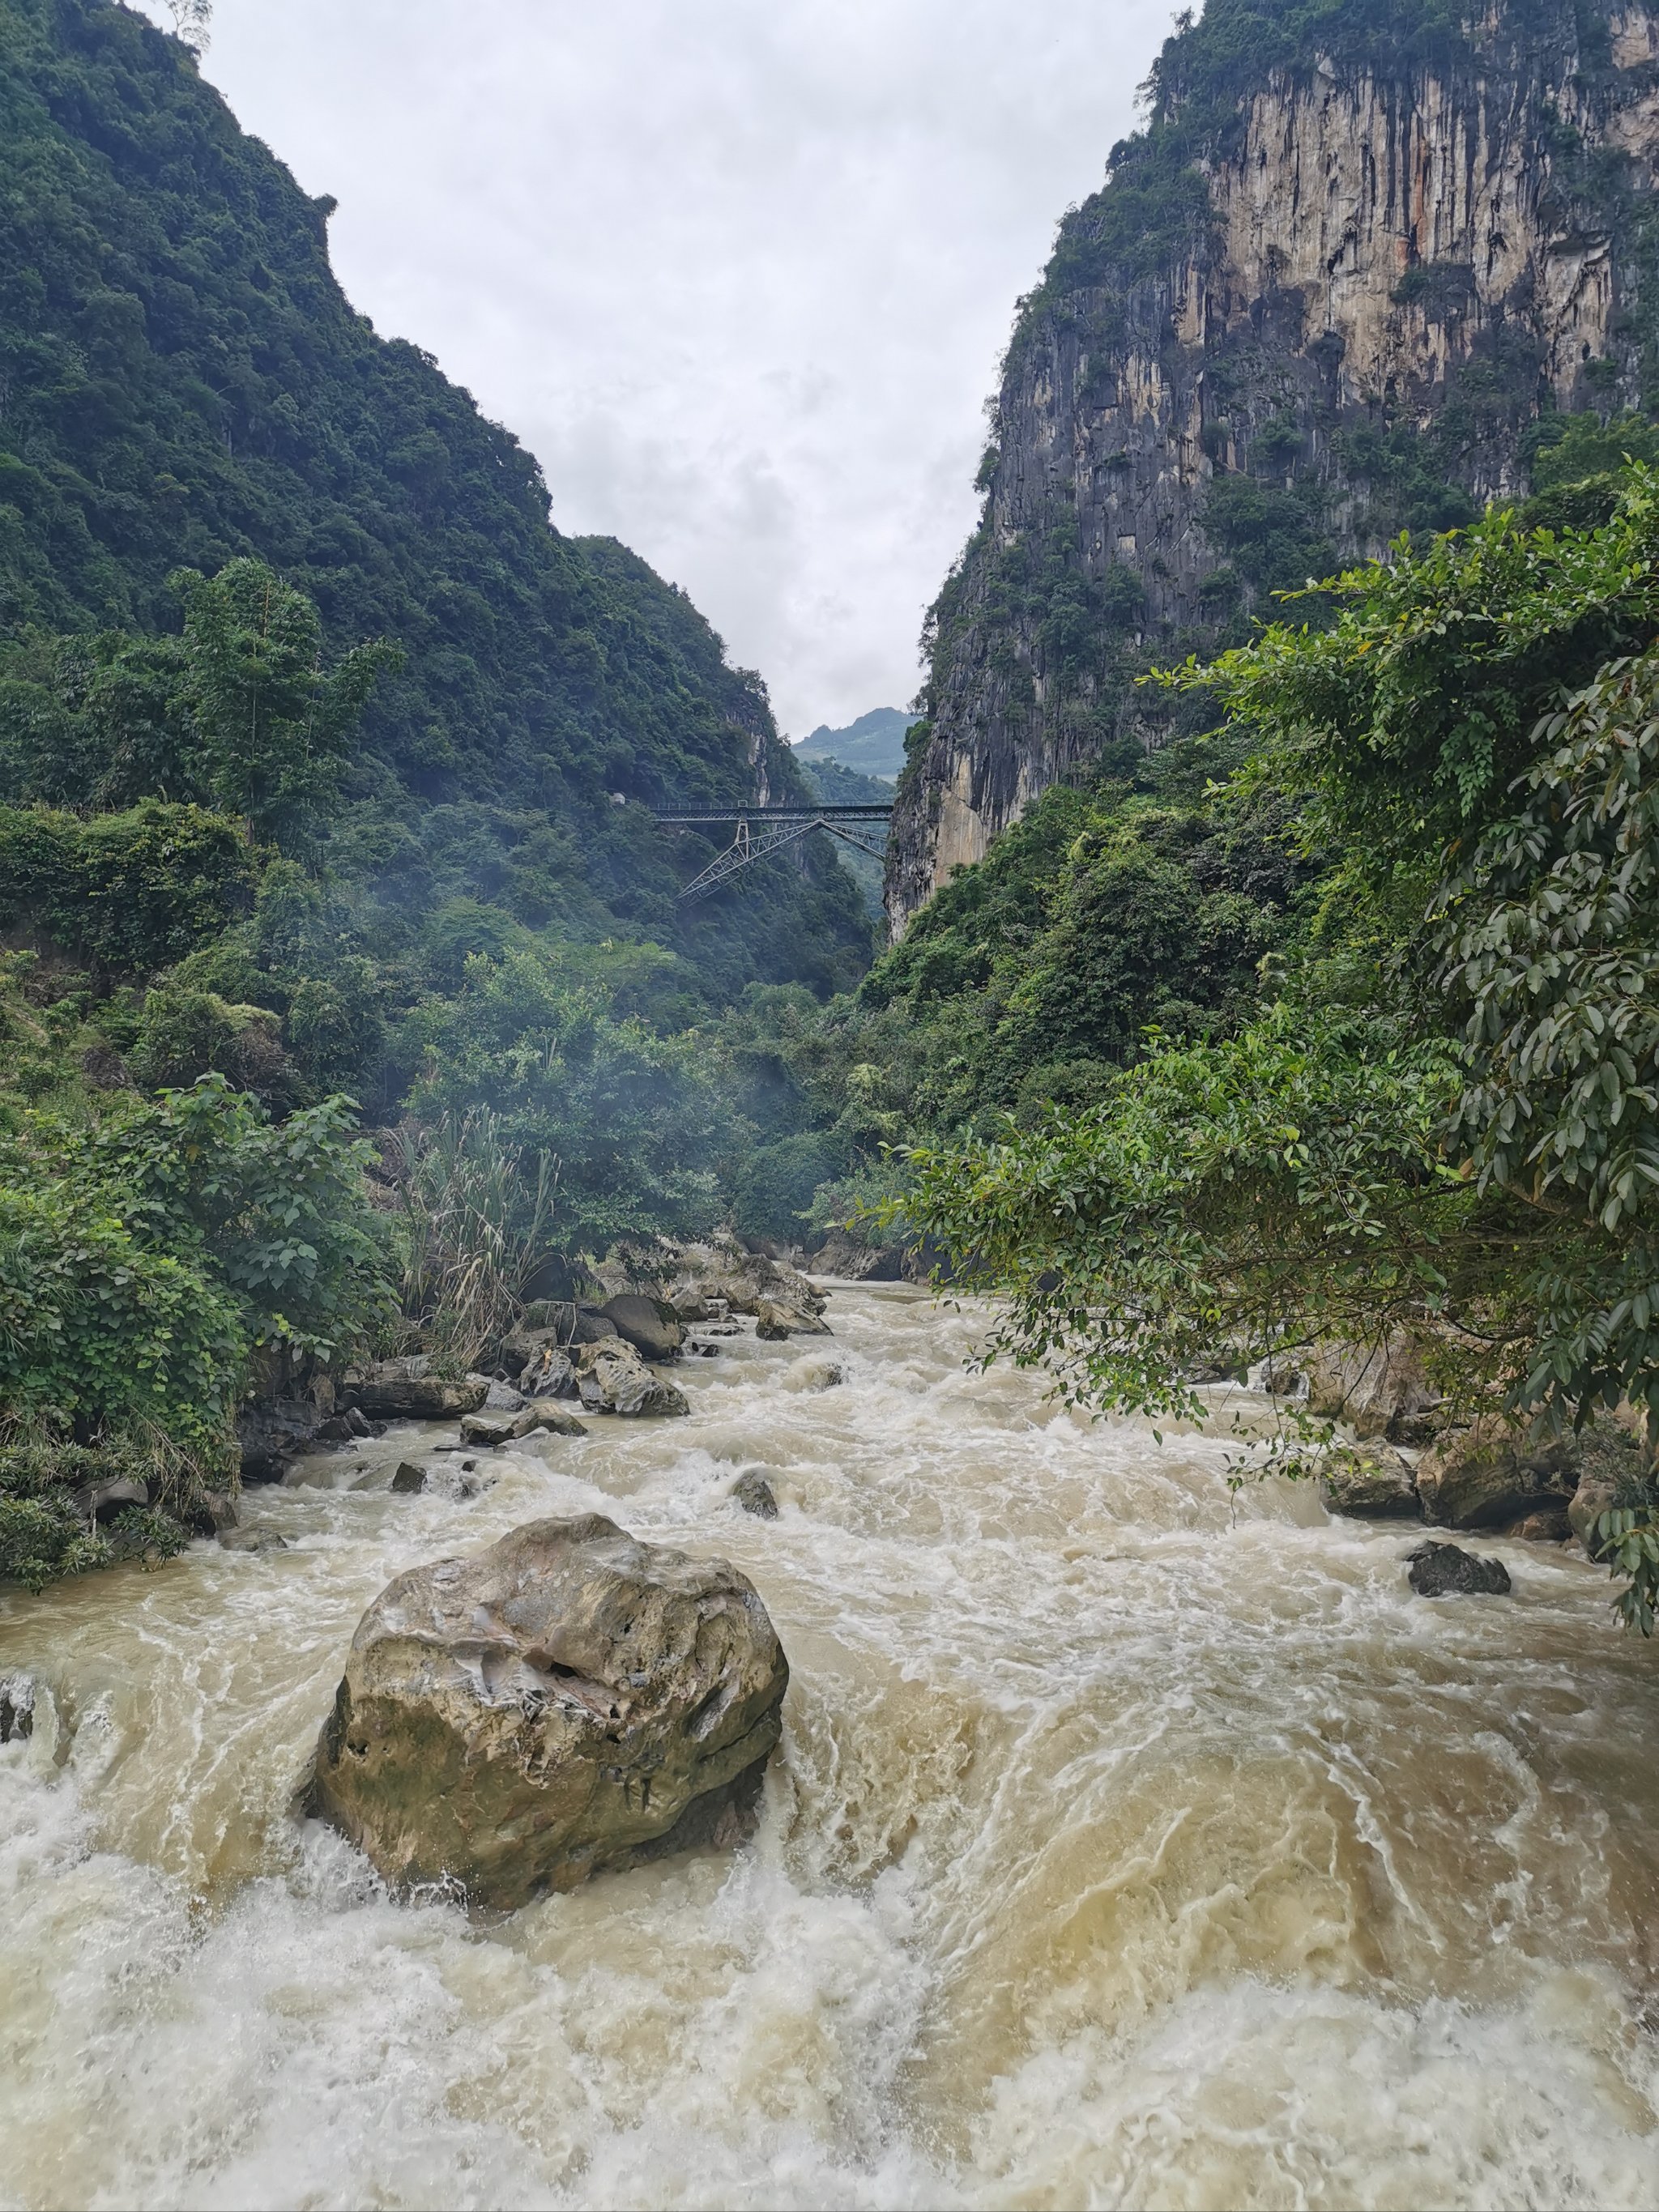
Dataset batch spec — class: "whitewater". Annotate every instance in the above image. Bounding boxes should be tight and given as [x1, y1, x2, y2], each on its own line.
[2, 1281, 1656, 2210]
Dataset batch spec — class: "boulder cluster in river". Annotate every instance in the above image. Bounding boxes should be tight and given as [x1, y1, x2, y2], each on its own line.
[232, 1236, 834, 1486]
[1248, 1328, 1652, 1551]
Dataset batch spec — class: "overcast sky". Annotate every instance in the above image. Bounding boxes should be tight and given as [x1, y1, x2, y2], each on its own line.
[137, 0, 1173, 736]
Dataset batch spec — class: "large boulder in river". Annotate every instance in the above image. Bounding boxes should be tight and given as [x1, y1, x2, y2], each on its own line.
[574, 1337, 689, 1417]
[600, 1294, 682, 1362]
[1301, 1333, 1448, 1445]
[309, 1514, 788, 1907]
[1415, 1420, 1577, 1531]
[237, 1396, 324, 1482]
[1319, 1443, 1420, 1519]
[756, 1295, 832, 1340]
[344, 1358, 488, 1422]
[808, 1231, 903, 1281]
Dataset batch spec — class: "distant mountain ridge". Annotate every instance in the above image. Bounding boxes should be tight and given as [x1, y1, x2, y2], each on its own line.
[0, 0, 868, 995]
[795, 708, 915, 780]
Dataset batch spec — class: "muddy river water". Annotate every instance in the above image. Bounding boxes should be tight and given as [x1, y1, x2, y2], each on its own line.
[2, 1281, 1657, 2209]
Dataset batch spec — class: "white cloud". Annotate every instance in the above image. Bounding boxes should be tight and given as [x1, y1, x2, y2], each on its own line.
[135, 0, 1175, 733]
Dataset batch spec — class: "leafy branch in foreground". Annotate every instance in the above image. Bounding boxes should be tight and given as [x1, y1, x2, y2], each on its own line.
[897, 1007, 1475, 1421]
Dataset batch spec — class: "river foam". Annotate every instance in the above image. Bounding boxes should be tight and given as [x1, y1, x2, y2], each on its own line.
[2, 1283, 1657, 2209]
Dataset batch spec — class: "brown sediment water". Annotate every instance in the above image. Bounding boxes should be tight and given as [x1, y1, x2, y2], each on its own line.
[1, 1281, 1657, 2209]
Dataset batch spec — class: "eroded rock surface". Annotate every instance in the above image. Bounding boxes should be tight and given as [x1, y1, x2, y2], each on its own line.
[731, 1472, 779, 1519]
[574, 1339, 689, 1418]
[1302, 1336, 1447, 1445]
[309, 1514, 789, 1907]
[1319, 1444, 1420, 1519]
[1416, 1421, 1577, 1531]
[344, 1359, 488, 1423]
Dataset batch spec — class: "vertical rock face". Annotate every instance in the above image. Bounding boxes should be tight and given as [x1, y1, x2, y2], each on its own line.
[889, 1, 1659, 928]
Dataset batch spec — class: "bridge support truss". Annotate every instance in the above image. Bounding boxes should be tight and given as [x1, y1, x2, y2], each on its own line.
[652, 803, 892, 905]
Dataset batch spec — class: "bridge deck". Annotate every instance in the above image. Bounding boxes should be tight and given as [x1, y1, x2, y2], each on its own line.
[652, 801, 893, 824]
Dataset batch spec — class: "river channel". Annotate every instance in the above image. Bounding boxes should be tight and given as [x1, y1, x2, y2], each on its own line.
[2, 1281, 1657, 2209]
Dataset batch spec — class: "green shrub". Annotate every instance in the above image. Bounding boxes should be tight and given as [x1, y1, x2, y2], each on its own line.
[0, 1444, 190, 1593]
[0, 799, 252, 973]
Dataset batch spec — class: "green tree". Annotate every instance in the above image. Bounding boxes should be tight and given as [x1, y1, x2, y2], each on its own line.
[174, 557, 396, 846]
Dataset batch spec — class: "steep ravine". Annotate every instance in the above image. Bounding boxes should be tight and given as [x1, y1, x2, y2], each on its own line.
[889, 0, 1659, 925]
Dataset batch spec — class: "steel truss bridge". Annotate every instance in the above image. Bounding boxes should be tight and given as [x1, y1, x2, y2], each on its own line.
[651, 801, 893, 903]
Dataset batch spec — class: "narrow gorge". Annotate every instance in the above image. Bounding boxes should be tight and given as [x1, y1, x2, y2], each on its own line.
[3, 2, 1659, 2206]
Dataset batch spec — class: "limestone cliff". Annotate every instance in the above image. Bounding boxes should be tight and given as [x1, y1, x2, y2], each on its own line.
[889, 0, 1659, 927]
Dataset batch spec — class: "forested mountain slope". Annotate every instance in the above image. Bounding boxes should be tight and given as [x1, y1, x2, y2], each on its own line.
[0, 0, 868, 992]
[889, 0, 1659, 926]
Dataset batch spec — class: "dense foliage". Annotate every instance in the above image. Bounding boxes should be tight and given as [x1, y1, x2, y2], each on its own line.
[0, 1068, 390, 1583]
[0, 0, 870, 994]
[897, 475, 1659, 1621]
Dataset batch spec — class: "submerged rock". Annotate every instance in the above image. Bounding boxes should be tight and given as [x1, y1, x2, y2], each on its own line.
[1319, 1444, 1420, 1519]
[219, 1527, 289, 1554]
[1407, 1542, 1512, 1597]
[731, 1472, 779, 1519]
[788, 1357, 845, 1392]
[309, 1513, 788, 1907]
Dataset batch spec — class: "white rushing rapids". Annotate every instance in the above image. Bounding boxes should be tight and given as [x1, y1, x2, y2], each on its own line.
[2, 1282, 1657, 2210]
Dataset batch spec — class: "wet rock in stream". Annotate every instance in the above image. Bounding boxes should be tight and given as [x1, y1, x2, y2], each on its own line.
[218, 1527, 289, 1554]
[731, 1471, 779, 1519]
[1320, 1443, 1420, 1519]
[460, 1408, 540, 1447]
[0, 1673, 36, 1741]
[1407, 1542, 1512, 1597]
[309, 1513, 788, 1907]
[574, 1339, 689, 1417]
[341, 1358, 489, 1423]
